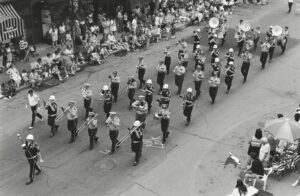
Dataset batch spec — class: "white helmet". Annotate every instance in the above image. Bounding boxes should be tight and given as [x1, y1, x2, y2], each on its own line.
[187, 88, 193, 93]
[213, 34, 217, 37]
[215, 58, 220, 63]
[49, 95, 55, 100]
[26, 134, 34, 140]
[229, 61, 233, 65]
[163, 84, 169, 89]
[196, 45, 201, 49]
[213, 45, 218, 49]
[102, 85, 109, 91]
[229, 48, 233, 52]
[133, 120, 141, 127]
[146, 79, 152, 84]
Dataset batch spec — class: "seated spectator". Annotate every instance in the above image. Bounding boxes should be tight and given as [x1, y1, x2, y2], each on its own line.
[29, 69, 42, 88]
[244, 152, 264, 185]
[43, 53, 53, 73]
[1, 82, 10, 98]
[259, 137, 271, 167]
[6, 64, 21, 87]
[30, 58, 43, 74]
[61, 52, 76, 76]
[99, 46, 109, 60]
[247, 128, 263, 165]
[21, 69, 29, 86]
[52, 64, 63, 81]
[52, 49, 61, 66]
[228, 179, 258, 196]
[28, 45, 39, 57]
[7, 79, 17, 97]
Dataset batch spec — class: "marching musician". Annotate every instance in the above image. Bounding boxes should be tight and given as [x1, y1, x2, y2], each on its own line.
[155, 104, 170, 143]
[43, 95, 59, 137]
[181, 51, 189, 68]
[100, 85, 113, 118]
[86, 112, 99, 150]
[178, 38, 187, 59]
[109, 71, 120, 102]
[211, 44, 219, 64]
[224, 61, 235, 94]
[266, 26, 273, 39]
[106, 112, 120, 154]
[209, 34, 218, 52]
[173, 63, 186, 95]
[182, 88, 195, 126]
[127, 76, 137, 109]
[130, 120, 144, 166]
[27, 89, 43, 130]
[268, 36, 276, 62]
[143, 79, 154, 113]
[81, 83, 93, 119]
[192, 29, 201, 52]
[65, 101, 78, 143]
[158, 84, 171, 107]
[132, 95, 148, 129]
[21, 134, 43, 185]
[164, 46, 171, 74]
[211, 58, 221, 77]
[156, 60, 167, 93]
[208, 72, 220, 104]
[280, 26, 289, 54]
[195, 49, 206, 71]
[252, 26, 261, 51]
[220, 20, 228, 46]
[245, 35, 254, 51]
[225, 48, 235, 65]
[260, 38, 270, 69]
[237, 31, 245, 56]
[136, 56, 146, 89]
[192, 65, 204, 98]
[241, 50, 252, 83]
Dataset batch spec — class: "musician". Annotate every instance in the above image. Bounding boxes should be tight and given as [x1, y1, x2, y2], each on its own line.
[106, 112, 120, 154]
[211, 58, 221, 77]
[109, 71, 120, 102]
[237, 31, 245, 56]
[211, 45, 219, 64]
[181, 50, 189, 68]
[173, 63, 186, 95]
[164, 46, 171, 74]
[158, 84, 171, 107]
[27, 89, 43, 130]
[279, 26, 289, 54]
[65, 101, 78, 143]
[183, 88, 195, 126]
[268, 36, 276, 62]
[127, 76, 137, 109]
[132, 95, 148, 128]
[209, 34, 218, 51]
[156, 60, 167, 93]
[81, 83, 93, 119]
[178, 38, 187, 59]
[21, 134, 42, 185]
[224, 61, 235, 94]
[130, 120, 144, 166]
[43, 95, 58, 137]
[225, 48, 235, 65]
[144, 79, 154, 113]
[192, 29, 201, 52]
[241, 50, 252, 83]
[136, 56, 146, 88]
[194, 49, 206, 71]
[208, 72, 220, 104]
[192, 65, 204, 98]
[252, 26, 261, 51]
[85, 112, 99, 150]
[100, 85, 113, 118]
[155, 104, 170, 143]
[266, 26, 273, 39]
[220, 20, 228, 46]
[260, 38, 270, 69]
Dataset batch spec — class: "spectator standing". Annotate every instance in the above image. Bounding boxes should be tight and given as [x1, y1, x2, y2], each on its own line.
[59, 22, 66, 45]
[3, 43, 13, 68]
[19, 36, 29, 61]
[49, 25, 58, 48]
[247, 128, 263, 164]
[259, 137, 271, 167]
[27, 89, 43, 130]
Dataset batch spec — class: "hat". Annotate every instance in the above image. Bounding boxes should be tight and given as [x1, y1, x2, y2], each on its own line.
[162, 104, 168, 108]
[215, 58, 219, 62]
[84, 83, 90, 87]
[109, 112, 117, 115]
[187, 88, 192, 93]
[196, 45, 201, 49]
[213, 45, 217, 49]
[270, 25, 273, 28]
[68, 101, 75, 105]
[138, 95, 145, 99]
[49, 95, 55, 100]
[197, 29, 201, 32]
[229, 61, 233, 65]
[213, 34, 217, 37]
[102, 85, 109, 91]
[146, 79, 152, 84]
[163, 84, 169, 89]
[88, 112, 95, 116]
[261, 137, 268, 143]
[26, 134, 34, 140]
[133, 120, 141, 127]
[229, 48, 233, 52]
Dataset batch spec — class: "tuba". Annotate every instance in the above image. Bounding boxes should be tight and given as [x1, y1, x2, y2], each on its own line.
[240, 21, 251, 32]
[209, 17, 219, 29]
[272, 25, 283, 37]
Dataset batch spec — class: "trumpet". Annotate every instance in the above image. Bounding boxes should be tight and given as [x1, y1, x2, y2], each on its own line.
[55, 106, 70, 122]
[76, 114, 98, 134]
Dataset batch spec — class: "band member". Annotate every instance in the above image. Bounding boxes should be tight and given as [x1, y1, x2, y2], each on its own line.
[132, 95, 148, 129]
[130, 120, 144, 166]
[225, 48, 235, 65]
[268, 36, 276, 62]
[100, 85, 113, 118]
[252, 26, 260, 50]
[182, 88, 195, 126]
[279, 26, 289, 54]
[173, 63, 186, 95]
[181, 51, 189, 68]
[143, 79, 154, 113]
[156, 60, 167, 92]
[241, 50, 252, 83]
[126, 76, 137, 109]
[21, 134, 43, 185]
[192, 29, 201, 52]
[192, 64, 204, 98]
[220, 20, 228, 46]
[224, 61, 235, 93]
[211, 45, 219, 64]
[245, 35, 254, 51]
[43, 95, 58, 137]
[86, 112, 99, 150]
[194, 49, 206, 70]
[212, 58, 221, 77]
[178, 38, 187, 59]
[155, 104, 170, 143]
[158, 84, 171, 107]
[27, 89, 43, 130]
[266, 26, 273, 38]
[209, 34, 218, 51]
[81, 83, 93, 118]
[164, 46, 171, 74]
[109, 71, 120, 102]
[237, 31, 245, 56]
[208, 72, 220, 104]
[260, 39, 270, 69]
[136, 56, 146, 88]
[106, 112, 120, 154]
[64, 101, 78, 143]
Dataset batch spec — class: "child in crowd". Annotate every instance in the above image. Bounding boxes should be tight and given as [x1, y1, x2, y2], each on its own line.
[21, 70, 29, 86]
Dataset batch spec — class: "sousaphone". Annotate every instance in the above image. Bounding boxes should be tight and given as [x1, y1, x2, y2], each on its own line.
[209, 17, 219, 29]
[240, 21, 251, 32]
[272, 25, 283, 36]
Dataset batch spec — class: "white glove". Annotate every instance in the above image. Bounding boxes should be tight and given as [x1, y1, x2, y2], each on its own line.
[21, 143, 26, 148]
[25, 105, 28, 109]
[40, 159, 44, 163]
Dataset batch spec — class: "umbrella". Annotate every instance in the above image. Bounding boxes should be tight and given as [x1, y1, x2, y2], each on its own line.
[264, 118, 300, 142]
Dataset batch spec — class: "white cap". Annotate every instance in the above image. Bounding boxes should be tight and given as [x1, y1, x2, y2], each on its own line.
[133, 120, 141, 127]
[229, 48, 233, 52]
[103, 85, 109, 91]
[215, 58, 219, 62]
[213, 34, 217, 37]
[26, 134, 34, 140]
[213, 45, 217, 49]
[229, 61, 233, 65]
[84, 83, 90, 87]
[163, 84, 169, 89]
[146, 79, 152, 84]
[187, 88, 192, 93]
[196, 45, 201, 49]
[49, 95, 55, 100]
[197, 29, 201, 32]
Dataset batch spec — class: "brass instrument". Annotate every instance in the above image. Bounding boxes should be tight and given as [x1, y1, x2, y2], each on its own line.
[76, 114, 98, 134]
[55, 106, 71, 122]
[105, 115, 117, 127]
[116, 123, 144, 147]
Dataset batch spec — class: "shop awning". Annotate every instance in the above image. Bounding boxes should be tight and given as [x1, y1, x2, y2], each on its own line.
[0, 3, 25, 42]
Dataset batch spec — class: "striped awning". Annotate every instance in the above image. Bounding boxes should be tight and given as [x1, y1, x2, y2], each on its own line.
[0, 3, 25, 42]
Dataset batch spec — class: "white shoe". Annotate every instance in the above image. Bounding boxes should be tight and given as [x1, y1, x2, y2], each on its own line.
[292, 179, 299, 187]
[28, 126, 33, 130]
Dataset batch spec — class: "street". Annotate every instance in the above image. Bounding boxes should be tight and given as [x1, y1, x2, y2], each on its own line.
[0, 0, 300, 196]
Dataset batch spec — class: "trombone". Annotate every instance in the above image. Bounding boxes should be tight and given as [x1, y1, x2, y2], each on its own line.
[76, 114, 98, 134]
[55, 106, 70, 122]
[116, 123, 144, 147]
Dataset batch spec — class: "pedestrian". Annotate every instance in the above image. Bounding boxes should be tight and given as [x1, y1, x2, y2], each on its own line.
[21, 134, 43, 185]
[100, 85, 113, 118]
[155, 104, 170, 143]
[182, 88, 195, 126]
[192, 29, 201, 52]
[279, 26, 289, 54]
[260, 39, 270, 69]
[164, 46, 171, 74]
[81, 83, 93, 119]
[288, 0, 293, 13]
[192, 65, 204, 98]
[126, 76, 137, 109]
[109, 71, 120, 102]
[259, 137, 270, 168]
[86, 112, 99, 150]
[130, 120, 144, 166]
[143, 79, 154, 113]
[27, 89, 43, 130]
[241, 50, 252, 83]
[43, 95, 59, 137]
[105, 112, 120, 154]
[268, 36, 276, 62]
[237, 31, 245, 56]
[224, 61, 235, 94]
[136, 56, 146, 88]
[132, 95, 148, 129]
[252, 26, 261, 51]
[158, 84, 171, 107]
[173, 63, 186, 95]
[208, 72, 220, 104]
[156, 60, 167, 93]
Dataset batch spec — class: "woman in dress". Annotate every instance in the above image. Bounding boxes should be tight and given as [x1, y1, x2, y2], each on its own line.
[49, 25, 58, 48]
[6, 64, 21, 87]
